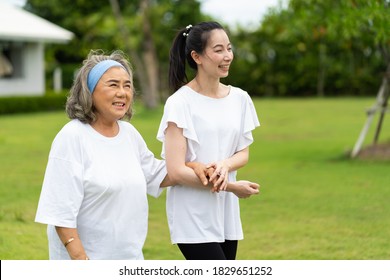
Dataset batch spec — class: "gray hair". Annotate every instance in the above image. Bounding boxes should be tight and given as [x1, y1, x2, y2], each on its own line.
[66, 49, 134, 123]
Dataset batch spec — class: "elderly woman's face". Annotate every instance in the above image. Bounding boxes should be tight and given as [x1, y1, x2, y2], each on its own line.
[92, 66, 132, 123]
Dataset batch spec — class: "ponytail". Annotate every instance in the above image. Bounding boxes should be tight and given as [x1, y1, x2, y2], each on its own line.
[169, 27, 188, 91]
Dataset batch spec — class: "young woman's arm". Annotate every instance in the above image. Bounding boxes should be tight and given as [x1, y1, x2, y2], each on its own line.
[164, 122, 213, 189]
[164, 122, 260, 198]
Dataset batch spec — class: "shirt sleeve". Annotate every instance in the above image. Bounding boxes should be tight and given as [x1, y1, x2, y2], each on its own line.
[237, 92, 260, 151]
[35, 132, 84, 228]
[134, 128, 167, 198]
[156, 93, 199, 161]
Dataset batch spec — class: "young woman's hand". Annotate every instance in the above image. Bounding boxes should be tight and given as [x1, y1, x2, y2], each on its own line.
[207, 161, 230, 192]
[229, 180, 260, 198]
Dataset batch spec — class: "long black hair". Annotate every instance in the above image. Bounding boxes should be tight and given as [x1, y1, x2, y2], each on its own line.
[168, 21, 224, 91]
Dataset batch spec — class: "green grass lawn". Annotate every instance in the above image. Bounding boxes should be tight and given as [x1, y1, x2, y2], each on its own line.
[0, 97, 389, 260]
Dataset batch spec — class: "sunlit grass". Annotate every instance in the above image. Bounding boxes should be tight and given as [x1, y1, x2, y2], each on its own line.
[0, 97, 389, 259]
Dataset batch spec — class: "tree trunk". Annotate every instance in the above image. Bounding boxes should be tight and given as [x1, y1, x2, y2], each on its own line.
[140, 0, 159, 108]
[373, 61, 390, 144]
[317, 43, 327, 97]
[109, 0, 158, 109]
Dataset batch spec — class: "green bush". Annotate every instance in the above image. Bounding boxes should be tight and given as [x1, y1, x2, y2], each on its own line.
[0, 93, 67, 115]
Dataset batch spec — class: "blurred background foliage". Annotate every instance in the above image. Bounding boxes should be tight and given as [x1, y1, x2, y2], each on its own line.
[24, 0, 390, 105]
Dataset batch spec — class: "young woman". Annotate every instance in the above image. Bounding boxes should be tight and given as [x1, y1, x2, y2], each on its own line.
[157, 22, 260, 260]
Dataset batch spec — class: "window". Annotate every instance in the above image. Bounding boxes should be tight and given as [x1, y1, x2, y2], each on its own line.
[0, 41, 23, 79]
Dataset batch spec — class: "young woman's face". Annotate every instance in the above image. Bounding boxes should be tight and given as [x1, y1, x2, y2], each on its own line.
[199, 29, 234, 78]
[92, 66, 132, 124]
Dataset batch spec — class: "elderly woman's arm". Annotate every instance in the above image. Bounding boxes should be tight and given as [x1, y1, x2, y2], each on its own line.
[55, 227, 89, 260]
[160, 161, 214, 188]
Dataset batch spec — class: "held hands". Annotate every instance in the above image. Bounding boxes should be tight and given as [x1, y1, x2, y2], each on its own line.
[186, 161, 224, 192]
[207, 160, 230, 192]
[186, 162, 260, 199]
[185, 161, 215, 186]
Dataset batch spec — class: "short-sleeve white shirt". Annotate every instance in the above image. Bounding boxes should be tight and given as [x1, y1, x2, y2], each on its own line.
[35, 119, 166, 259]
[157, 85, 260, 244]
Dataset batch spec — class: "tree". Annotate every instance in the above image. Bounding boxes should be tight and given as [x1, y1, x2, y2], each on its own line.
[338, 0, 390, 156]
[25, 0, 205, 107]
[109, 0, 159, 108]
[257, 0, 390, 154]
[233, 0, 388, 98]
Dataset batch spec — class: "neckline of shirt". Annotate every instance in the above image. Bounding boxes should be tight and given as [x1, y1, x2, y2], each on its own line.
[183, 85, 232, 100]
[85, 120, 124, 143]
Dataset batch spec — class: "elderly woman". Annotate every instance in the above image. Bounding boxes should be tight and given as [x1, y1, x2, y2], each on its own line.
[35, 50, 211, 260]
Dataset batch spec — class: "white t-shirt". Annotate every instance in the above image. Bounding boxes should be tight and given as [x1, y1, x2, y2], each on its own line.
[35, 119, 166, 260]
[157, 85, 260, 244]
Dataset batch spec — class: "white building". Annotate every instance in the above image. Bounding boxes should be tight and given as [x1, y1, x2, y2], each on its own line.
[0, 2, 73, 96]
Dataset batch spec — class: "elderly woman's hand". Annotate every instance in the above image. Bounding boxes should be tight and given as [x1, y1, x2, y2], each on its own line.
[185, 161, 216, 187]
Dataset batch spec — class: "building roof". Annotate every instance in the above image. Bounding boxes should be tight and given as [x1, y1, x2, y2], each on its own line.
[0, 2, 73, 43]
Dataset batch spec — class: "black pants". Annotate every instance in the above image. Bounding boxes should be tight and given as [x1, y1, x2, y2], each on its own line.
[177, 240, 238, 260]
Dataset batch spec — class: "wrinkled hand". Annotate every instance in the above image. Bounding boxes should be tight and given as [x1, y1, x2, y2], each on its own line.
[207, 161, 230, 192]
[186, 162, 216, 186]
[231, 180, 260, 198]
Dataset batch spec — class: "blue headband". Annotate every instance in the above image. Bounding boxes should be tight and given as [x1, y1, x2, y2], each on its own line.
[87, 60, 125, 94]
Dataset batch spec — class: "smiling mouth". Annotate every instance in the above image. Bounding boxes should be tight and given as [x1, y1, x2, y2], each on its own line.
[219, 65, 230, 70]
[113, 102, 125, 107]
